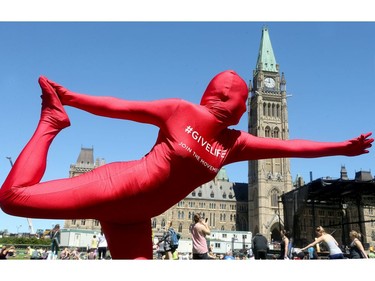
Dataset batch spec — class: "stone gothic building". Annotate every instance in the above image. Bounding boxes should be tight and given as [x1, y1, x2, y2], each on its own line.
[247, 26, 293, 242]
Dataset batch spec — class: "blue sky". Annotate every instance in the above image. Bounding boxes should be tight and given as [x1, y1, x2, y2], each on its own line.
[0, 21, 374, 234]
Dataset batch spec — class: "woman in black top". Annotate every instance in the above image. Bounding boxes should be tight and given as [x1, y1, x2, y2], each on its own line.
[278, 230, 290, 259]
[348, 230, 368, 259]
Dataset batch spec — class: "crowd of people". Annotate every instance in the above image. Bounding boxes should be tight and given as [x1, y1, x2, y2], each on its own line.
[0, 226, 110, 260]
[1, 222, 375, 260]
[153, 221, 375, 260]
[0, 244, 112, 260]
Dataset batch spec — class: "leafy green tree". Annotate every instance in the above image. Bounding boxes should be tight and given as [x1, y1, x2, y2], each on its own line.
[0, 236, 51, 246]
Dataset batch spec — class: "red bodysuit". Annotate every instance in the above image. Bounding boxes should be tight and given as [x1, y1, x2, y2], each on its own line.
[0, 70, 372, 259]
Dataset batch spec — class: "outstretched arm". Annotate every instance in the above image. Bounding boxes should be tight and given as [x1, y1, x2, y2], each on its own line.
[301, 237, 323, 251]
[229, 131, 373, 162]
[46, 77, 179, 128]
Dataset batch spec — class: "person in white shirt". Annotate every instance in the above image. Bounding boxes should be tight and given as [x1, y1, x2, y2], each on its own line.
[97, 230, 108, 260]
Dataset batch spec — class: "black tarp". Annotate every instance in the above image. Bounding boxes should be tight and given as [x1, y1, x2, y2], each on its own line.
[281, 177, 375, 247]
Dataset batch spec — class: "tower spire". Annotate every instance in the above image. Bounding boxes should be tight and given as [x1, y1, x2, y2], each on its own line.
[256, 26, 278, 73]
[248, 26, 292, 238]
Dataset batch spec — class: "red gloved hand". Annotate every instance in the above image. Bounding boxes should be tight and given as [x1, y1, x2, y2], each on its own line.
[344, 132, 373, 156]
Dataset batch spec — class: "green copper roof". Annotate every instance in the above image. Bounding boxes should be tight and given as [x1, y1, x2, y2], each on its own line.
[256, 26, 277, 72]
[216, 167, 229, 181]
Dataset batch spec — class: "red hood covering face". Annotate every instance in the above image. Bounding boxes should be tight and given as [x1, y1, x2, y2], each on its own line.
[200, 70, 248, 126]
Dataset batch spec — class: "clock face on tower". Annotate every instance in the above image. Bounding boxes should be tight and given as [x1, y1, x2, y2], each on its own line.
[264, 77, 275, 88]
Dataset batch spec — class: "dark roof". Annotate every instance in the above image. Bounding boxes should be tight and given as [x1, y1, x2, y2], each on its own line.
[308, 178, 375, 203]
[283, 176, 375, 207]
[76, 147, 94, 166]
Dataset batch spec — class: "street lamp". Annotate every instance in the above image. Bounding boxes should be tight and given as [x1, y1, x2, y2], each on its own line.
[231, 236, 238, 252]
[16, 224, 22, 234]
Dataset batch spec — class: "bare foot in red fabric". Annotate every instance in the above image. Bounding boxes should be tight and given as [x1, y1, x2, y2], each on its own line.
[39, 76, 70, 130]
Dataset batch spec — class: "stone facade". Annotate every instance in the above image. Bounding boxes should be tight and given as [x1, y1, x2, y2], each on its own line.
[248, 26, 293, 242]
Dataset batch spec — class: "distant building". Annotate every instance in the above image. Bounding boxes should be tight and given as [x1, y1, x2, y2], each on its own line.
[208, 229, 252, 254]
[64, 147, 105, 230]
[60, 228, 99, 249]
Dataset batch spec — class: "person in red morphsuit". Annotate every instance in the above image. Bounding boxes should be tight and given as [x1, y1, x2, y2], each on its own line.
[0, 70, 372, 259]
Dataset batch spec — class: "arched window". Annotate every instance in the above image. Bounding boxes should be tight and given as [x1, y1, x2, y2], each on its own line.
[271, 189, 279, 207]
[189, 212, 193, 221]
[265, 126, 270, 137]
[273, 127, 280, 138]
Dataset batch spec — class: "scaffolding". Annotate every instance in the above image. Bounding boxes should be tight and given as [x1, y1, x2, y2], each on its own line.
[281, 176, 375, 248]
